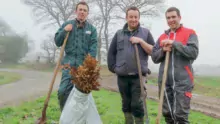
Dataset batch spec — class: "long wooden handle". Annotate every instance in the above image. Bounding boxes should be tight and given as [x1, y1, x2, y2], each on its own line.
[40, 32, 70, 121]
[134, 44, 149, 123]
[156, 51, 170, 124]
[134, 44, 144, 95]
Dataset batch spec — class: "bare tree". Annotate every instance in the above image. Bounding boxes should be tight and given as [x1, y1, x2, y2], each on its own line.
[116, 0, 166, 19]
[88, 15, 104, 62]
[22, 0, 105, 63]
[94, 0, 119, 52]
[0, 17, 15, 36]
[84, 0, 119, 63]
[40, 35, 58, 64]
[23, 0, 166, 65]
[22, 0, 79, 64]
[22, 0, 79, 28]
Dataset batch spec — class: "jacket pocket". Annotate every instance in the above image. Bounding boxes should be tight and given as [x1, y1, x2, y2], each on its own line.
[117, 40, 124, 50]
[116, 40, 125, 66]
[114, 61, 128, 76]
[177, 91, 192, 111]
[174, 66, 189, 82]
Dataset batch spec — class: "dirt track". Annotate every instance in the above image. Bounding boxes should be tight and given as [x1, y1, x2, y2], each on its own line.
[0, 69, 61, 108]
[0, 69, 220, 119]
[100, 75, 220, 119]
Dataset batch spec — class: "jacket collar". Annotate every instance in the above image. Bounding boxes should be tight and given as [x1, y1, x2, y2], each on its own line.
[123, 23, 141, 33]
[165, 24, 183, 34]
[75, 18, 87, 28]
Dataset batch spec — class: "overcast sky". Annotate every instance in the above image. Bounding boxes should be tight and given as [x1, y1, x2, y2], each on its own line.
[0, 0, 219, 65]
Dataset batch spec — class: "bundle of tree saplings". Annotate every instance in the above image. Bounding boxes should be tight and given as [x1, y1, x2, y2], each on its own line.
[70, 54, 101, 94]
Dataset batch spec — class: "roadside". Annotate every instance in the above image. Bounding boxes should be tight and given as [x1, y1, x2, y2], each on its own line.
[0, 68, 219, 119]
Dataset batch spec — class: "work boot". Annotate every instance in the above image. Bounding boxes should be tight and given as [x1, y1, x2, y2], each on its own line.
[134, 117, 144, 124]
[124, 112, 134, 124]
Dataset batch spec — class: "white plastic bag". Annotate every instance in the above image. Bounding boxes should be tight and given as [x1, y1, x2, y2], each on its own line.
[59, 87, 102, 124]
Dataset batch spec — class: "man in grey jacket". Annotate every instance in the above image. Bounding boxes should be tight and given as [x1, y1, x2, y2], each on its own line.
[107, 6, 155, 124]
[151, 7, 199, 124]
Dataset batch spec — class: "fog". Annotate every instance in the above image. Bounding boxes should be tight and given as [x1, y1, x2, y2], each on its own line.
[0, 0, 219, 67]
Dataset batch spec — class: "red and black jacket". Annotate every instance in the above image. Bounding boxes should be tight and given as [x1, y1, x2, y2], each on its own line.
[151, 25, 199, 84]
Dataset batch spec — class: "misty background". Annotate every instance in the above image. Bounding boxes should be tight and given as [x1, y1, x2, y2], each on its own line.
[0, 0, 219, 76]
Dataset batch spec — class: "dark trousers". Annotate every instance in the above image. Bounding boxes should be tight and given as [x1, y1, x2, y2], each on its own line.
[159, 79, 193, 124]
[117, 75, 144, 118]
[57, 69, 74, 111]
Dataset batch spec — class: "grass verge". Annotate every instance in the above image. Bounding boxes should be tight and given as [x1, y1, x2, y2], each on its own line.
[147, 74, 220, 97]
[0, 71, 22, 85]
[0, 89, 219, 124]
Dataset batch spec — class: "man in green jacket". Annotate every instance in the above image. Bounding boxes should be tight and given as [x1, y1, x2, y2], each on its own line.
[54, 1, 97, 111]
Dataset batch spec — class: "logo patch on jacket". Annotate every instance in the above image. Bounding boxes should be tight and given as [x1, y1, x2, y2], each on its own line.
[85, 31, 91, 34]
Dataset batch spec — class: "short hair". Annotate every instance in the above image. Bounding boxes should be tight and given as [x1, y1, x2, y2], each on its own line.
[126, 6, 140, 17]
[76, 1, 89, 11]
[166, 7, 181, 16]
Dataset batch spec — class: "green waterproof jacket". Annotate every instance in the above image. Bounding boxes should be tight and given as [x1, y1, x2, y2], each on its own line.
[54, 19, 97, 67]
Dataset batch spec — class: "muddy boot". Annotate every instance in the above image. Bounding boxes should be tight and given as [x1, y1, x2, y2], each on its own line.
[124, 112, 134, 124]
[134, 117, 144, 124]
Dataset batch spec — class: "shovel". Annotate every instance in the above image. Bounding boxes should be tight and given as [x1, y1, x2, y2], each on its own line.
[156, 51, 170, 124]
[35, 32, 70, 124]
[134, 44, 150, 124]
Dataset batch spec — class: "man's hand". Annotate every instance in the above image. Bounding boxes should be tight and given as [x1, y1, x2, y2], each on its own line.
[130, 36, 143, 44]
[130, 36, 153, 55]
[163, 45, 172, 52]
[161, 39, 173, 52]
[162, 39, 174, 46]
[64, 24, 72, 31]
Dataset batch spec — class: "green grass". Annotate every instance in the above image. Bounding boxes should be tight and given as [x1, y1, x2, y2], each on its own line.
[0, 63, 113, 76]
[0, 63, 55, 71]
[195, 76, 220, 87]
[147, 74, 220, 97]
[0, 89, 219, 124]
[0, 71, 22, 85]
[0, 63, 32, 69]
[193, 76, 220, 97]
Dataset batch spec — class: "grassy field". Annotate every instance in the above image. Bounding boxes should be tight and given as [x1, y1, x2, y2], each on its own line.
[0, 63, 113, 75]
[0, 64, 29, 69]
[0, 71, 22, 85]
[147, 74, 220, 97]
[193, 76, 220, 97]
[0, 63, 55, 72]
[0, 89, 219, 124]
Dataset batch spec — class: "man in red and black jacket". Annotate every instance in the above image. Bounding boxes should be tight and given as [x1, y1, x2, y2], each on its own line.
[152, 7, 199, 124]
